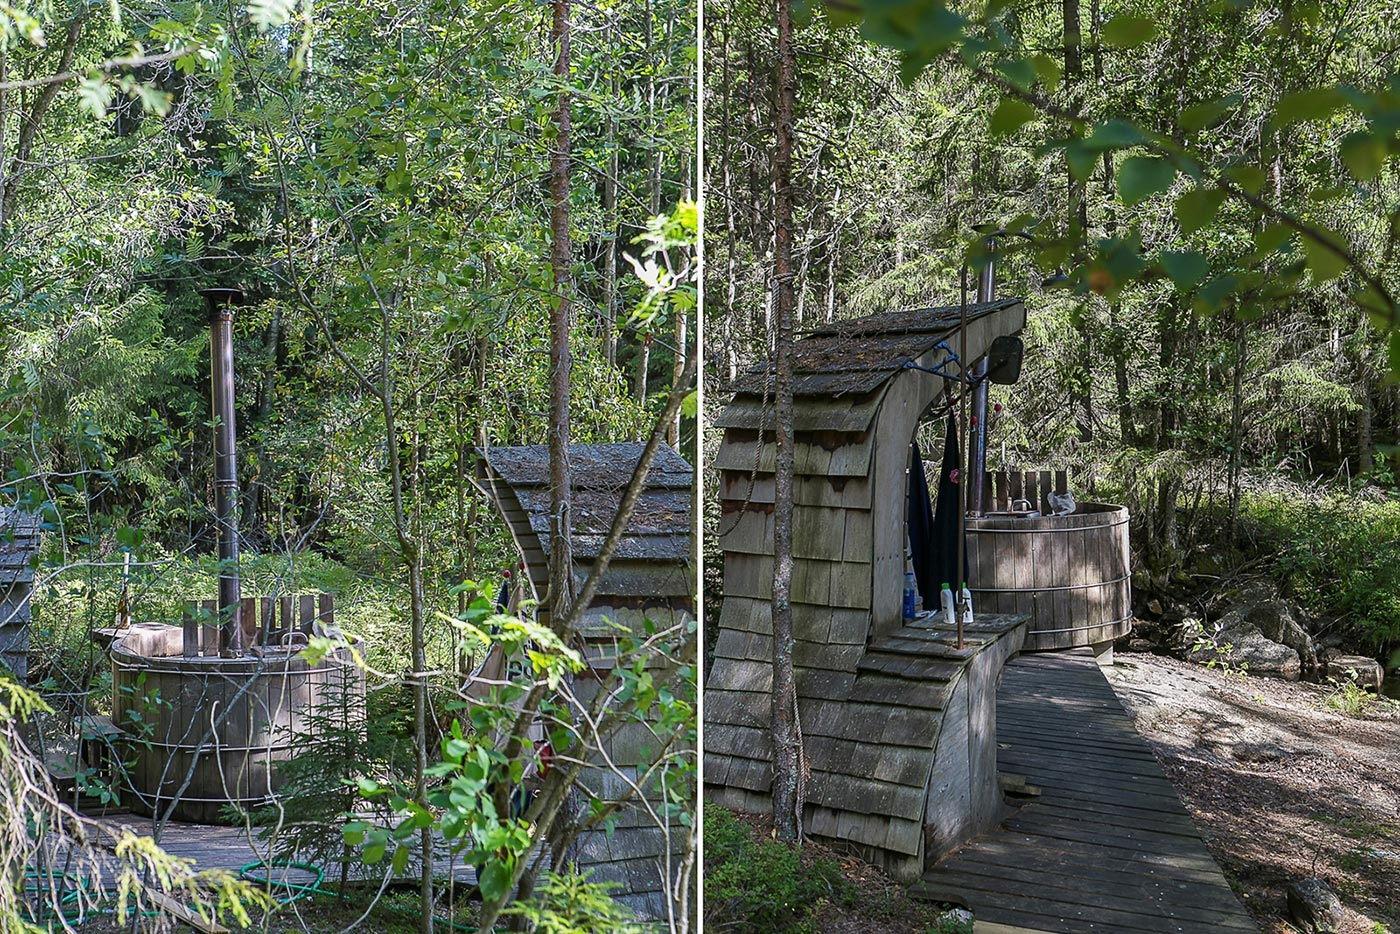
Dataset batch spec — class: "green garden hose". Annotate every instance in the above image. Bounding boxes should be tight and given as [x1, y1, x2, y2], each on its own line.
[239, 859, 482, 931]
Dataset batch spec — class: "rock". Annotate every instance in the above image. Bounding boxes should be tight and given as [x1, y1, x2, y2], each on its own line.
[1231, 739, 1321, 763]
[1285, 877, 1344, 933]
[1245, 598, 1318, 670]
[1326, 655, 1384, 692]
[931, 907, 973, 931]
[1186, 609, 1301, 678]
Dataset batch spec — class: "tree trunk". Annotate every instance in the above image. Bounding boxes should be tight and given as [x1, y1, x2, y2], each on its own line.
[602, 71, 619, 369]
[770, 0, 803, 845]
[547, 0, 575, 631]
[380, 377, 432, 934]
[1064, 0, 1092, 447]
[1, 48, 8, 232]
[636, 333, 652, 405]
[1358, 356, 1374, 474]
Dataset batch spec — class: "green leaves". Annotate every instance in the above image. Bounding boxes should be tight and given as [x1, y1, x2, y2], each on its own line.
[1179, 95, 1239, 134]
[989, 98, 1036, 138]
[1101, 14, 1157, 48]
[1302, 228, 1350, 282]
[1175, 187, 1226, 235]
[248, 0, 299, 29]
[1117, 156, 1176, 205]
[1340, 132, 1389, 182]
[479, 862, 513, 901]
[1160, 250, 1209, 291]
[77, 78, 114, 119]
[1275, 86, 1347, 127]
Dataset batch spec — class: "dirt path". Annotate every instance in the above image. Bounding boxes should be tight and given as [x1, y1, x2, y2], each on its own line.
[1103, 652, 1400, 933]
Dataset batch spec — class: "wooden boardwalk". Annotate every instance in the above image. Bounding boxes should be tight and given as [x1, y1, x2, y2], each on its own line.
[87, 814, 481, 888]
[916, 650, 1257, 934]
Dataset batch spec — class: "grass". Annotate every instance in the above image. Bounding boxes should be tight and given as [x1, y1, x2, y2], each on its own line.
[1323, 677, 1399, 717]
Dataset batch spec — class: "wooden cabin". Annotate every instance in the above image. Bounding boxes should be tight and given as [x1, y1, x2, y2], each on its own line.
[0, 507, 41, 681]
[476, 442, 694, 920]
[705, 300, 1035, 880]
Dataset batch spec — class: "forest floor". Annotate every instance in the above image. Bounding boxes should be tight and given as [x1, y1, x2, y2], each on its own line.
[1105, 651, 1400, 934]
[67, 887, 473, 932]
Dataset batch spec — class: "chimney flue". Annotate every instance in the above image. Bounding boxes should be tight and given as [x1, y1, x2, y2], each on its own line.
[202, 287, 245, 656]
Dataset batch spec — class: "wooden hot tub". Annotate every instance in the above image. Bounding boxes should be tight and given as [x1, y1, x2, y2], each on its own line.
[111, 632, 364, 823]
[966, 502, 1131, 652]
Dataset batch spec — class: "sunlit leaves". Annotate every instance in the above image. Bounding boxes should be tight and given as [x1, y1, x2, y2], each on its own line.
[248, 0, 298, 29]
[77, 78, 114, 119]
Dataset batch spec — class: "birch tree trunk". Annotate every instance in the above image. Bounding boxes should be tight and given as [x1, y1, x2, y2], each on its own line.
[770, 0, 802, 845]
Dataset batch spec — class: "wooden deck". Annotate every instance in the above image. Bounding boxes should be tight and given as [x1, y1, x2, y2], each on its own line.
[87, 814, 481, 888]
[916, 650, 1257, 934]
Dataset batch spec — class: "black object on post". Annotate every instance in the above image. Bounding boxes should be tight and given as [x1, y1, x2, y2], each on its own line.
[202, 287, 245, 656]
[986, 335, 1024, 385]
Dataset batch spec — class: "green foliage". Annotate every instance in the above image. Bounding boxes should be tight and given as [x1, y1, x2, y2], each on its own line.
[505, 871, 644, 934]
[1187, 618, 1250, 680]
[1242, 492, 1400, 649]
[703, 807, 847, 933]
[823, 0, 1400, 344]
[1321, 676, 1395, 716]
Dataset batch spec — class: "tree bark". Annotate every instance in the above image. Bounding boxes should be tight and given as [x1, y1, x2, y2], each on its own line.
[1358, 355, 1374, 474]
[547, 0, 575, 630]
[770, 0, 802, 844]
[602, 70, 619, 369]
[1064, 0, 1093, 446]
[1227, 319, 1246, 537]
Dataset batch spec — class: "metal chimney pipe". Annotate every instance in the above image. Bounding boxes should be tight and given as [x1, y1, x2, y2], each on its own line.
[202, 287, 245, 656]
[969, 237, 995, 515]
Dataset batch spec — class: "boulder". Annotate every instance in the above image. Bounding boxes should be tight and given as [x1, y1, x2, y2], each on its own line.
[1326, 655, 1384, 693]
[1186, 610, 1301, 679]
[1284, 877, 1344, 933]
[1244, 598, 1318, 671]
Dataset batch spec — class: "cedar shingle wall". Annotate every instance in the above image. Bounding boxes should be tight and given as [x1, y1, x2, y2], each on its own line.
[475, 445, 694, 919]
[705, 302, 1030, 876]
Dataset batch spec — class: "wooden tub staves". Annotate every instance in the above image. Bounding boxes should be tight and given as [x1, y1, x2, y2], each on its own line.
[966, 502, 1132, 652]
[110, 595, 365, 824]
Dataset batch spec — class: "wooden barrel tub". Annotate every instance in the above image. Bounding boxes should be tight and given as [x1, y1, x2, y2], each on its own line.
[111, 638, 365, 823]
[966, 503, 1131, 652]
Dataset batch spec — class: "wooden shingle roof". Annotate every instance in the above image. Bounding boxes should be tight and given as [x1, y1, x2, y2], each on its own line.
[706, 298, 1030, 877]
[474, 443, 694, 920]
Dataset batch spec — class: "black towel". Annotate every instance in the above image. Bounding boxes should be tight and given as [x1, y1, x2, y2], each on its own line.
[931, 415, 968, 592]
[907, 440, 938, 608]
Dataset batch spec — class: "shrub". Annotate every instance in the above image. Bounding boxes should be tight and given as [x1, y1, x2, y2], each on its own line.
[1241, 492, 1400, 651]
[703, 807, 847, 933]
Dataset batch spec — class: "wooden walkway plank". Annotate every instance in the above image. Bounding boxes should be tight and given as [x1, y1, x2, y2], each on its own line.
[920, 650, 1256, 934]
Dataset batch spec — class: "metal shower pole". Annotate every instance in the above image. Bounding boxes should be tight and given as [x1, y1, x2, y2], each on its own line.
[202, 286, 245, 656]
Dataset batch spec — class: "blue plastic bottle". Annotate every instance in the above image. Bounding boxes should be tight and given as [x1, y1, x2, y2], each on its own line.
[903, 572, 918, 620]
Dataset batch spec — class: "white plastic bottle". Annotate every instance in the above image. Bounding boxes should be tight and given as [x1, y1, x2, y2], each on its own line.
[959, 581, 974, 626]
[940, 582, 956, 626]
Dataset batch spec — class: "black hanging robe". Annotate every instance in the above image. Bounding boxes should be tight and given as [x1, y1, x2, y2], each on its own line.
[907, 415, 968, 609]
